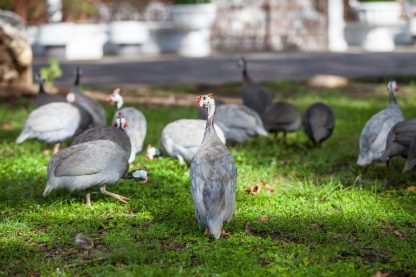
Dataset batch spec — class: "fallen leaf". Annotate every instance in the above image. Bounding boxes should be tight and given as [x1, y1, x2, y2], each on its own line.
[393, 230, 406, 239]
[309, 223, 321, 230]
[2, 123, 11, 130]
[244, 221, 253, 235]
[406, 186, 416, 192]
[246, 184, 262, 195]
[257, 215, 270, 223]
[43, 149, 50, 156]
[263, 184, 274, 193]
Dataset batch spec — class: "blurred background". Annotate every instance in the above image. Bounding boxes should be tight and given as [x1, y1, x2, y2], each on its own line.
[1, 0, 416, 91]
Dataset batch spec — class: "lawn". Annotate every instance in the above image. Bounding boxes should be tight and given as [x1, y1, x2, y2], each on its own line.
[0, 81, 415, 276]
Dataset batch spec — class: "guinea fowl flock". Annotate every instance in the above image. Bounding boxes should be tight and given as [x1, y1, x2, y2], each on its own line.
[17, 57, 412, 239]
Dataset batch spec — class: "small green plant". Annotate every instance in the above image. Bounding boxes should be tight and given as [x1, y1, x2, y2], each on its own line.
[39, 59, 62, 84]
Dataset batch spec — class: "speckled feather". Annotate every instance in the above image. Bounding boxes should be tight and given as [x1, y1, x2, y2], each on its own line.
[16, 102, 81, 144]
[213, 104, 267, 142]
[112, 107, 146, 163]
[263, 101, 301, 133]
[303, 102, 335, 144]
[160, 119, 225, 164]
[44, 140, 128, 194]
[71, 126, 131, 157]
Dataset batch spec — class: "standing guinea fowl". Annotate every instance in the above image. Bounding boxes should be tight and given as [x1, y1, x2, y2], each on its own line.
[237, 57, 273, 121]
[357, 81, 404, 168]
[71, 112, 131, 158]
[303, 102, 335, 145]
[190, 93, 237, 239]
[381, 119, 416, 163]
[211, 104, 267, 143]
[71, 67, 106, 127]
[16, 93, 91, 153]
[35, 74, 66, 107]
[146, 119, 226, 164]
[43, 139, 130, 207]
[107, 88, 147, 163]
[263, 101, 301, 143]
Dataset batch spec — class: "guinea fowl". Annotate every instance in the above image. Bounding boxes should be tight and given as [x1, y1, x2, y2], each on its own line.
[43, 139, 130, 207]
[190, 93, 237, 239]
[71, 67, 106, 127]
[381, 119, 416, 163]
[263, 101, 301, 143]
[34, 74, 66, 107]
[357, 81, 404, 168]
[146, 119, 226, 164]
[403, 137, 416, 172]
[238, 57, 273, 121]
[71, 112, 131, 158]
[198, 98, 225, 119]
[303, 102, 335, 145]
[107, 88, 147, 163]
[210, 104, 267, 143]
[16, 93, 91, 153]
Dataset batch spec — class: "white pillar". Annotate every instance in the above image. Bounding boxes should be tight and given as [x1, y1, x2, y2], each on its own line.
[47, 0, 63, 22]
[328, 0, 348, 51]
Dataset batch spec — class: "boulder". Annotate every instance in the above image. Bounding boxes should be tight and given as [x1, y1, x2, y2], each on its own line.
[0, 10, 32, 86]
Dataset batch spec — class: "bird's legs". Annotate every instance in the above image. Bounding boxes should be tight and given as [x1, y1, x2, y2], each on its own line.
[282, 131, 287, 145]
[221, 229, 230, 238]
[99, 186, 130, 203]
[86, 191, 91, 208]
[53, 143, 61, 154]
[385, 160, 390, 173]
[204, 227, 210, 237]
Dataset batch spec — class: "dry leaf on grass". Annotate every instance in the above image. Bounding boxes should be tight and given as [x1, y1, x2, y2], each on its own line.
[246, 184, 262, 195]
[406, 186, 416, 192]
[74, 233, 94, 250]
[246, 181, 274, 195]
[2, 123, 12, 130]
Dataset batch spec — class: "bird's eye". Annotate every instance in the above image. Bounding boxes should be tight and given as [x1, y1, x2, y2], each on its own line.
[203, 96, 206, 100]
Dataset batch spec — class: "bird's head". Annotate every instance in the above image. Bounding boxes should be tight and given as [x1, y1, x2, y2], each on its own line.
[236, 57, 246, 70]
[387, 80, 399, 93]
[66, 92, 77, 104]
[113, 112, 128, 129]
[146, 144, 160, 160]
[195, 93, 214, 109]
[106, 88, 124, 109]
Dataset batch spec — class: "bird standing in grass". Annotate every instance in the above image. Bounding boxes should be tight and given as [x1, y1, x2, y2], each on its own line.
[190, 93, 237, 239]
[357, 81, 403, 168]
[303, 102, 335, 145]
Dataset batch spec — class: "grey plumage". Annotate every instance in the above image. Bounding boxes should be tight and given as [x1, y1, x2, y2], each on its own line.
[263, 101, 301, 139]
[190, 94, 237, 239]
[357, 81, 403, 167]
[34, 74, 66, 108]
[381, 119, 416, 162]
[160, 119, 226, 164]
[71, 67, 106, 127]
[43, 140, 129, 205]
[303, 102, 335, 144]
[71, 126, 131, 158]
[213, 104, 267, 143]
[238, 58, 273, 121]
[16, 102, 82, 144]
[403, 137, 416, 172]
[107, 89, 147, 163]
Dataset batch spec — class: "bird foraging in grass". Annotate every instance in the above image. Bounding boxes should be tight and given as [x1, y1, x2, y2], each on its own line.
[190, 93, 237, 239]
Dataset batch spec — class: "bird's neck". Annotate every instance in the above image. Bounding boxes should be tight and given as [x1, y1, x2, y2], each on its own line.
[242, 69, 252, 84]
[204, 102, 216, 137]
[39, 82, 45, 94]
[74, 71, 80, 86]
[389, 90, 397, 105]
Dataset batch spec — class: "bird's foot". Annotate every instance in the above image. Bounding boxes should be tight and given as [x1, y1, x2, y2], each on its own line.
[221, 229, 230, 238]
[204, 227, 210, 237]
[99, 186, 130, 203]
[53, 143, 61, 154]
[85, 192, 91, 208]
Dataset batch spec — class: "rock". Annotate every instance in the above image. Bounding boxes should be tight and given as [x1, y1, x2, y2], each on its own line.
[0, 10, 32, 86]
[308, 74, 349, 88]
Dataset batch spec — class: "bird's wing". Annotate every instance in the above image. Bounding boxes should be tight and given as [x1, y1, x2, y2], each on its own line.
[52, 141, 115, 177]
[27, 103, 79, 132]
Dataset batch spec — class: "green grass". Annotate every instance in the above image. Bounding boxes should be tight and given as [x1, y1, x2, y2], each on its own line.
[1, 81, 416, 276]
